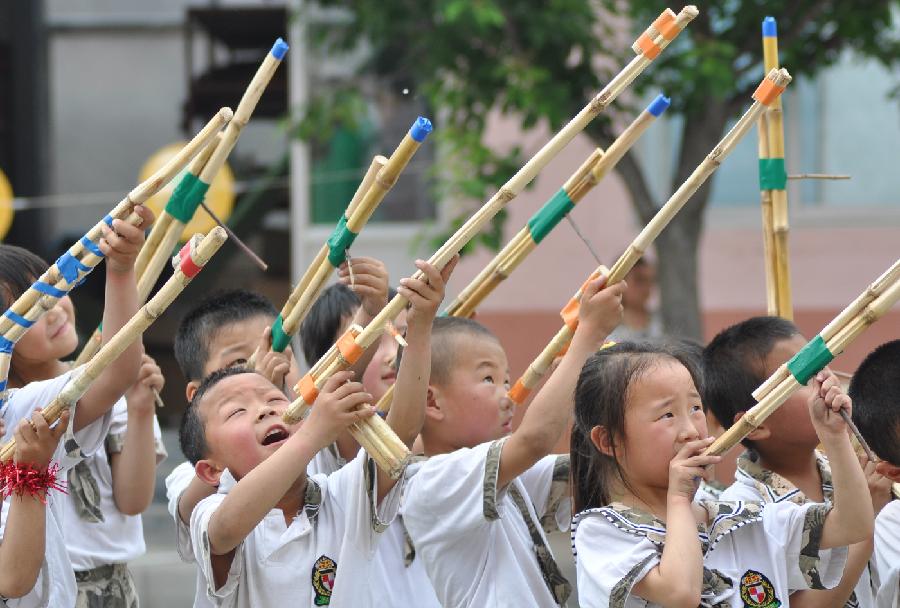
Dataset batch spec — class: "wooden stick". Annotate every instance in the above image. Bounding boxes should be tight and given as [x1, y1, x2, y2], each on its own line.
[787, 173, 850, 180]
[276, 126, 426, 349]
[840, 409, 876, 462]
[282, 7, 698, 473]
[758, 112, 778, 316]
[0, 227, 228, 462]
[706, 265, 900, 456]
[759, 17, 793, 319]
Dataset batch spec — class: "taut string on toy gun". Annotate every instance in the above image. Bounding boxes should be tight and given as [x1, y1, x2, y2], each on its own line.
[508, 68, 792, 406]
[705, 257, 900, 456]
[0, 227, 228, 462]
[282, 7, 699, 477]
[74, 38, 289, 367]
[0, 109, 231, 407]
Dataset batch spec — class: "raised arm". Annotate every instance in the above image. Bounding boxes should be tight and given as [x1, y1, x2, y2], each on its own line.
[75, 205, 155, 431]
[339, 256, 390, 379]
[497, 276, 625, 489]
[110, 354, 164, 515]
[813, 371, 875, 549]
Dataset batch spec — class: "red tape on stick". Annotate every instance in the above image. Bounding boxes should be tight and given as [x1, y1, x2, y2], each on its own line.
[178, 243, 203, 278]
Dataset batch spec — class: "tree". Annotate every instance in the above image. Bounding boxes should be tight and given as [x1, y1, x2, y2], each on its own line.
[301, 0, 900, 338]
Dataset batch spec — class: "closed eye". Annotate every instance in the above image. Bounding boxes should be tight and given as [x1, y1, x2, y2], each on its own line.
[227, 407, 245, 419]
[658, 412, 674, 421]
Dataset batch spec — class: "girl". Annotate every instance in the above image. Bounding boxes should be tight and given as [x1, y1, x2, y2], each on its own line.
[569, 342, 873, 608]
[0, 205, 152, 606]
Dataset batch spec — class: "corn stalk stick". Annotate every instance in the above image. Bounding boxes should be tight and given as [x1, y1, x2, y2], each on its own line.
[0, 227, 228, 462]
[757, 17, 792, 319]
[707, 267, 900, 456]
[283, 9, 698, 473]
[270, 118, 432, 355]
[752, 258, 900, 402]
[508, 69, 792, 406]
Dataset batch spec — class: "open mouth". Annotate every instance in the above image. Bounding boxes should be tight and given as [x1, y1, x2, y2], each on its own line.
[261, 426, 290, 446]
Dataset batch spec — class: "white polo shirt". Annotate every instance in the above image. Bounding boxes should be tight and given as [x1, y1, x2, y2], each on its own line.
[0, 370, 112, 608]
[190, 450, 401, 607]
[572, 499, 848, 608]
[401, 439, 571, 608]
[873, 500, 900, 608]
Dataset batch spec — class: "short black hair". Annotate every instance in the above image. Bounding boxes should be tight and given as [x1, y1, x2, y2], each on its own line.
[430, 317, 500, 386]
[299, 283, 399, 367]
[0, 245, 50, 309]
[702, 316, 800, 447]
[179, 366, 258, 464]
[849, 340, 900, 465]
[174, 289, 277, 381]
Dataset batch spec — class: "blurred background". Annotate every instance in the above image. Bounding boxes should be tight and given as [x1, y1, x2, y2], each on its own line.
[1, 0, 899, 604]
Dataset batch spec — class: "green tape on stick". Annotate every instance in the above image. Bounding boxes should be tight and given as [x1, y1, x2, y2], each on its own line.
[270, 314, 291, 352]
[786, 335, 834, 385]
[759, 158, 787, 191]
[326, 215, 359, 267]
[527, 189, 576, 244]
[164, 174, 210, 223]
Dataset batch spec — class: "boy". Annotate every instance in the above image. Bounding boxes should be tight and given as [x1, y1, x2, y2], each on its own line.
[0, 205, 152, 605]
[181, 258, 448, 607]
[400, 274, 625, 607]
[704, 316, 876, 608]
[849, 339, 900, 608]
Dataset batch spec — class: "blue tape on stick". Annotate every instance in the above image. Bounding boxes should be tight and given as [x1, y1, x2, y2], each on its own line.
[80, 237, 104, 258]
[3, 311, 33, 328]
[102, 215, 114, 228]
[0, 380, 6, 393]
[0, 337, 13, 354]
[409, 117, 433, 143]
[271, 37, 289, 60]
[55, 252, 91, 285]
[647, 94, 671, 117]
[33, 282, 66, 298]
[762, 17, 777, 38]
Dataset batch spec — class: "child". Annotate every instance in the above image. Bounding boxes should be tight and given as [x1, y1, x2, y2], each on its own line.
[62, 354, 167, 608]
[400, 274, 625, 607]
[180, 258, 447, 607]
[848, 340, 900, 608]
[570, 341, 873, 607]
[705, 316, 877, 607]
[0, 207, 151, 606]
[167, 288, 301, 608]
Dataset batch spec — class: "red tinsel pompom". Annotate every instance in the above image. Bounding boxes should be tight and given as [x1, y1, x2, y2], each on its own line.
[0, 461, 66, 504]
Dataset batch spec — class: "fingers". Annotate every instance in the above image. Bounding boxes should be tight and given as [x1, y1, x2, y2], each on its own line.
[132, 204, 156, 229]
[320, 371, 355, 394]
[260, 326, 273, 353]
[330, 381, 369, 402]
[51, 411, 69, 441]
[440, 255, 460, 282]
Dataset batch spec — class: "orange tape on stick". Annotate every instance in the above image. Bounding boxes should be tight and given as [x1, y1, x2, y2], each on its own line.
[636, 34, 662, 60]
[508, 380, 532, 406]
[337, 330, 364, 365]
[297, 374, 319, 406]
[752, 78, 786, 106]
[652, 10, 680, 40]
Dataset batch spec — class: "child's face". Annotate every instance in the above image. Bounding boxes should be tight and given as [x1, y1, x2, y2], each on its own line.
[362, 310, 407, 402]
[432, 335, 512, 448]
[199, 372, 298, 479]
[619, 360, 708, 491]
[15, 295, 78, 363]
[759, 335, 819, 450]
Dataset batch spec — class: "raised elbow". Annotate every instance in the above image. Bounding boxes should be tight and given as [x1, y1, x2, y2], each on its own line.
[113, 492, 152, 516]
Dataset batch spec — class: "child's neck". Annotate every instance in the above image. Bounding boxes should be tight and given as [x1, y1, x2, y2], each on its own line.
[753, 444, 824, 502]
[10, 358, 70, 388]
[616, 479, 669, 521]
[273, 475, 308, 527]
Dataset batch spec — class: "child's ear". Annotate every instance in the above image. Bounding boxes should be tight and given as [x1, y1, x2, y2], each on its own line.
[734, 412, 771, 441]
[424, 385, 444, 422]
[589, 425, 615, 457]
[185, 381, 200, 403]
[875, 461, 900, 483]
[195, 459, 224, 487]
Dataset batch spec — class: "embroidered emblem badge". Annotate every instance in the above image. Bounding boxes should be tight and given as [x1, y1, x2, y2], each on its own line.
[312, 555, 337, 605]
[739, 569, 781, 608]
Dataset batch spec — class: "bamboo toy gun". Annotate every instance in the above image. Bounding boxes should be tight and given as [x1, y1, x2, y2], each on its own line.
[263, 117, 433, 358]
[0, 227, 228, 462]
[508, 68, 793, 406]
[704, 257, 900, 456]
[74, 38, 290, 367]
[758, 17, 792, 320]
[374, 94, 672, 413]
[281, 6, 700, 478]
[0, 110, 231, 408]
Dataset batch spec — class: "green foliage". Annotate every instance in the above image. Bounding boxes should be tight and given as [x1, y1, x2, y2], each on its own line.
[298, 0, 900, 254]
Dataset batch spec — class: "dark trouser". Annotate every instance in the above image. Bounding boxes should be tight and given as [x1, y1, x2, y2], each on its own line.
[75, 563, 138, 608]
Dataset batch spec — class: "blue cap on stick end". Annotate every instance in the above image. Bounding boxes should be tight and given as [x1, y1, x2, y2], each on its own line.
[271, 38, 290, 60]
[762, 17, 777, 38]
[409, 117, 433, 142]
[647, 94, 671, 117]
